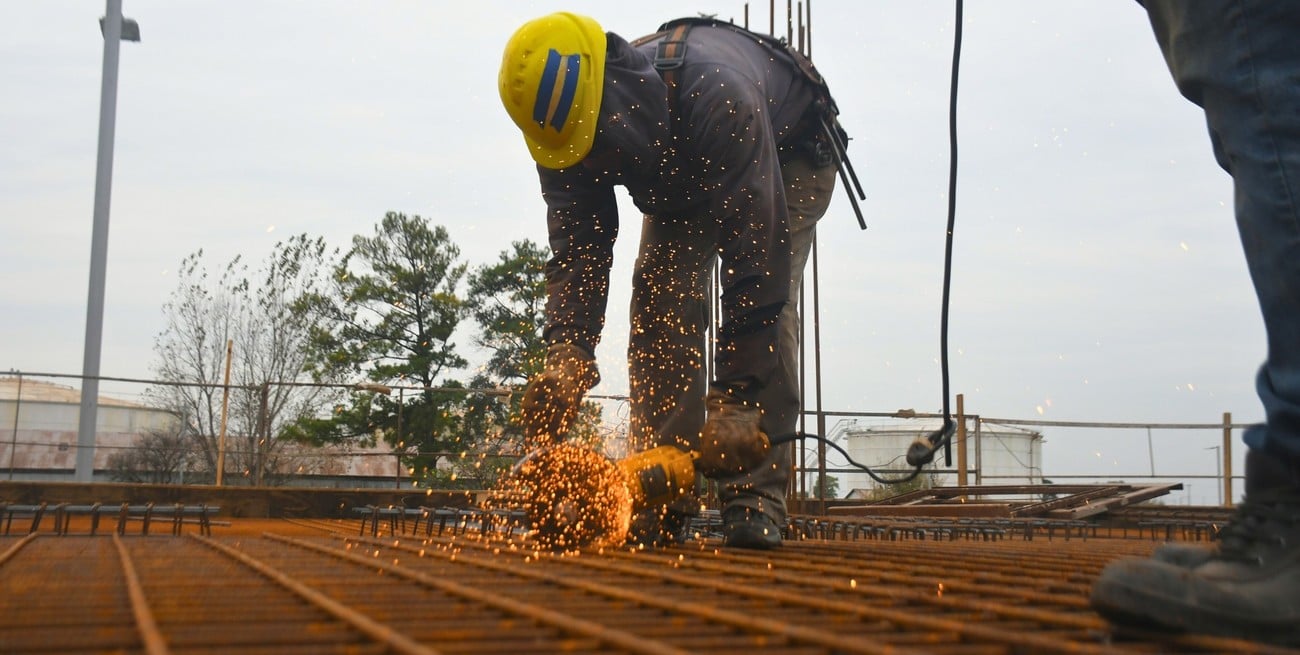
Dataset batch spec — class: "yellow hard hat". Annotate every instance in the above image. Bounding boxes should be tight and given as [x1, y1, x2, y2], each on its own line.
[499, 12, 607, 169]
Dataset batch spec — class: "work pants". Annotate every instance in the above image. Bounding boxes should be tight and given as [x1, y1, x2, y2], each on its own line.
[627, 154, 837, 519]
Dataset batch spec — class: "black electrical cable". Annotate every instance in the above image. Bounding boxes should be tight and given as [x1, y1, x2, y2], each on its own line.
[780, 2, 964, 484]
[767, 2, 966, 486]
[771, 432, 922, 484]
[904, 0, 962, 469]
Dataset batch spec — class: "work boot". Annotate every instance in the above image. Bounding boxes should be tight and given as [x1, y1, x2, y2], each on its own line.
[626, 507, 692, 547]
[1090, 448, 1300, 645]
[723, 506, 783, 550]
[1149, 541, 1216, 568]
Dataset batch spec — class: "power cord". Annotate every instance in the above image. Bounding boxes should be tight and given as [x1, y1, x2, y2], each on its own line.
[790, 0, 965, 484]
[772, 432, 924, 484]
[905, 0, 962, 470]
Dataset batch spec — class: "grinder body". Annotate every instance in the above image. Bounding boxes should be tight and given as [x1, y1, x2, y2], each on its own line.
[615, 445, 699, 512]
[614, 429, 772, 513]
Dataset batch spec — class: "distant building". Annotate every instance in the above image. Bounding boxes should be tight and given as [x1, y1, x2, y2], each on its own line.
[0, 376, 178, 482]
[0, 376, 401, 487]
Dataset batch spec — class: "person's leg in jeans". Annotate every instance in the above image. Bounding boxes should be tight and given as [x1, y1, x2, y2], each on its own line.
[720, 154, 837, 547]
[1091, 2, 1300, 643]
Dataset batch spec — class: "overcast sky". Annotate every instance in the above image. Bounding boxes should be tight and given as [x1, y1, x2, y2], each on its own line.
[0, 2, 1260, 502]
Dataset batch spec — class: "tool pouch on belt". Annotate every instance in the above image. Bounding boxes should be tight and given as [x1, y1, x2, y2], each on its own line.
[520, 343, 600, 447]
[697, 390, 772, 477]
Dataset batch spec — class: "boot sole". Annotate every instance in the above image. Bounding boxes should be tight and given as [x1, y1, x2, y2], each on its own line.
[1091, 560, 1300, 646]
[723, 525, 782, 550]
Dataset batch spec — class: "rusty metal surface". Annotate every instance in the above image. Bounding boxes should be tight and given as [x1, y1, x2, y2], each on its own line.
[1, 519, 1297, 655]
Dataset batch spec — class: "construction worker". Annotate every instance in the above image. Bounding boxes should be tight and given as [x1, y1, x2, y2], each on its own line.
[500, 12, 842, 548]
[1090, 2, 1300, 645]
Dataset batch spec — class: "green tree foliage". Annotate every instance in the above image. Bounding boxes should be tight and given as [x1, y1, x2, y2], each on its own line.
[796, 473, 842, 500]
[816, 474, 840, 500]
[150, 235, 340, 485]
[466, 240, 549, 385]
[407, 240, 551, 489]
[451, 240, 606, 487]
[460, 241, 549, 470]
[297, 212, 469, 480]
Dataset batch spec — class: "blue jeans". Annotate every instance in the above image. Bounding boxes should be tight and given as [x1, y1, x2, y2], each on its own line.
[1145, 1, 1300, 459]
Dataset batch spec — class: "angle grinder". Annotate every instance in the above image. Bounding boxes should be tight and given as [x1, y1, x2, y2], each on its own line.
[502, 430, 772, 550]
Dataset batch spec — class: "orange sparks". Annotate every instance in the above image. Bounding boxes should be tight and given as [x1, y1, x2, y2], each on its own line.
[490, 442, 633, 552]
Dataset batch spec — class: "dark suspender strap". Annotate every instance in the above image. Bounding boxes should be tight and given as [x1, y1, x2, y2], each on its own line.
[653, 23, 692, 118]
[639, 17, 867, 229]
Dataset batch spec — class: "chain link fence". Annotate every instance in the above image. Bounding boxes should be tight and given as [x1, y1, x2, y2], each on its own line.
[3, 371, 1247, 505]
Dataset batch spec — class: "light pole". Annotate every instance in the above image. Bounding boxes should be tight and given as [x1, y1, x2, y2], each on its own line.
[75, 0, 139, 482]
[8, 372, 21, 480]
[1206, 445, 1222, 506]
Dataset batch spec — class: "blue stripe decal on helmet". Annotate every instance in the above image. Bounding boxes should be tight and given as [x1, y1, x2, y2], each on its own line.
[533, 49, 562, 127]
[549, 54, 580, 131]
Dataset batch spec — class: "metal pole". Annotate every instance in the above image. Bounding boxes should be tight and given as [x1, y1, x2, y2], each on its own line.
[1216, 448, 1223, 506]
[1206, 445, 1222, 506]
[811, 234, 826, 510]
[255, 383, 269, 486]
[955, 394, 967, 490]
[1147, 426, 1155, 476]
[8, 373, 22, 480]
[76, 0, 130, 482]
[396, 387, 404, 489]
[1223, 411, 1233, 506]
[216, 339, 233, 486]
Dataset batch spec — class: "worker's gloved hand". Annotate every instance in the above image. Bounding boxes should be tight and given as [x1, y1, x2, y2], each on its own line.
[696, 390, 771, 477]
[520, 343, 600, 445]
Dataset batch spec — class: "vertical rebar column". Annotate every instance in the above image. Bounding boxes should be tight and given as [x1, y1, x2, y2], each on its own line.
[796, 275, 807, 502]
[797, 2, 804, 55]
[709, 261, 718, 400]
[786, 0, 793, 44]
[807, 0, 813, 59]
[812, 236, 826, 512]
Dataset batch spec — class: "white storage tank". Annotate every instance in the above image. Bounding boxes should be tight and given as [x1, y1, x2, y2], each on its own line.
[0, 376, 179, 480]
[805, 419, 1045, 499]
